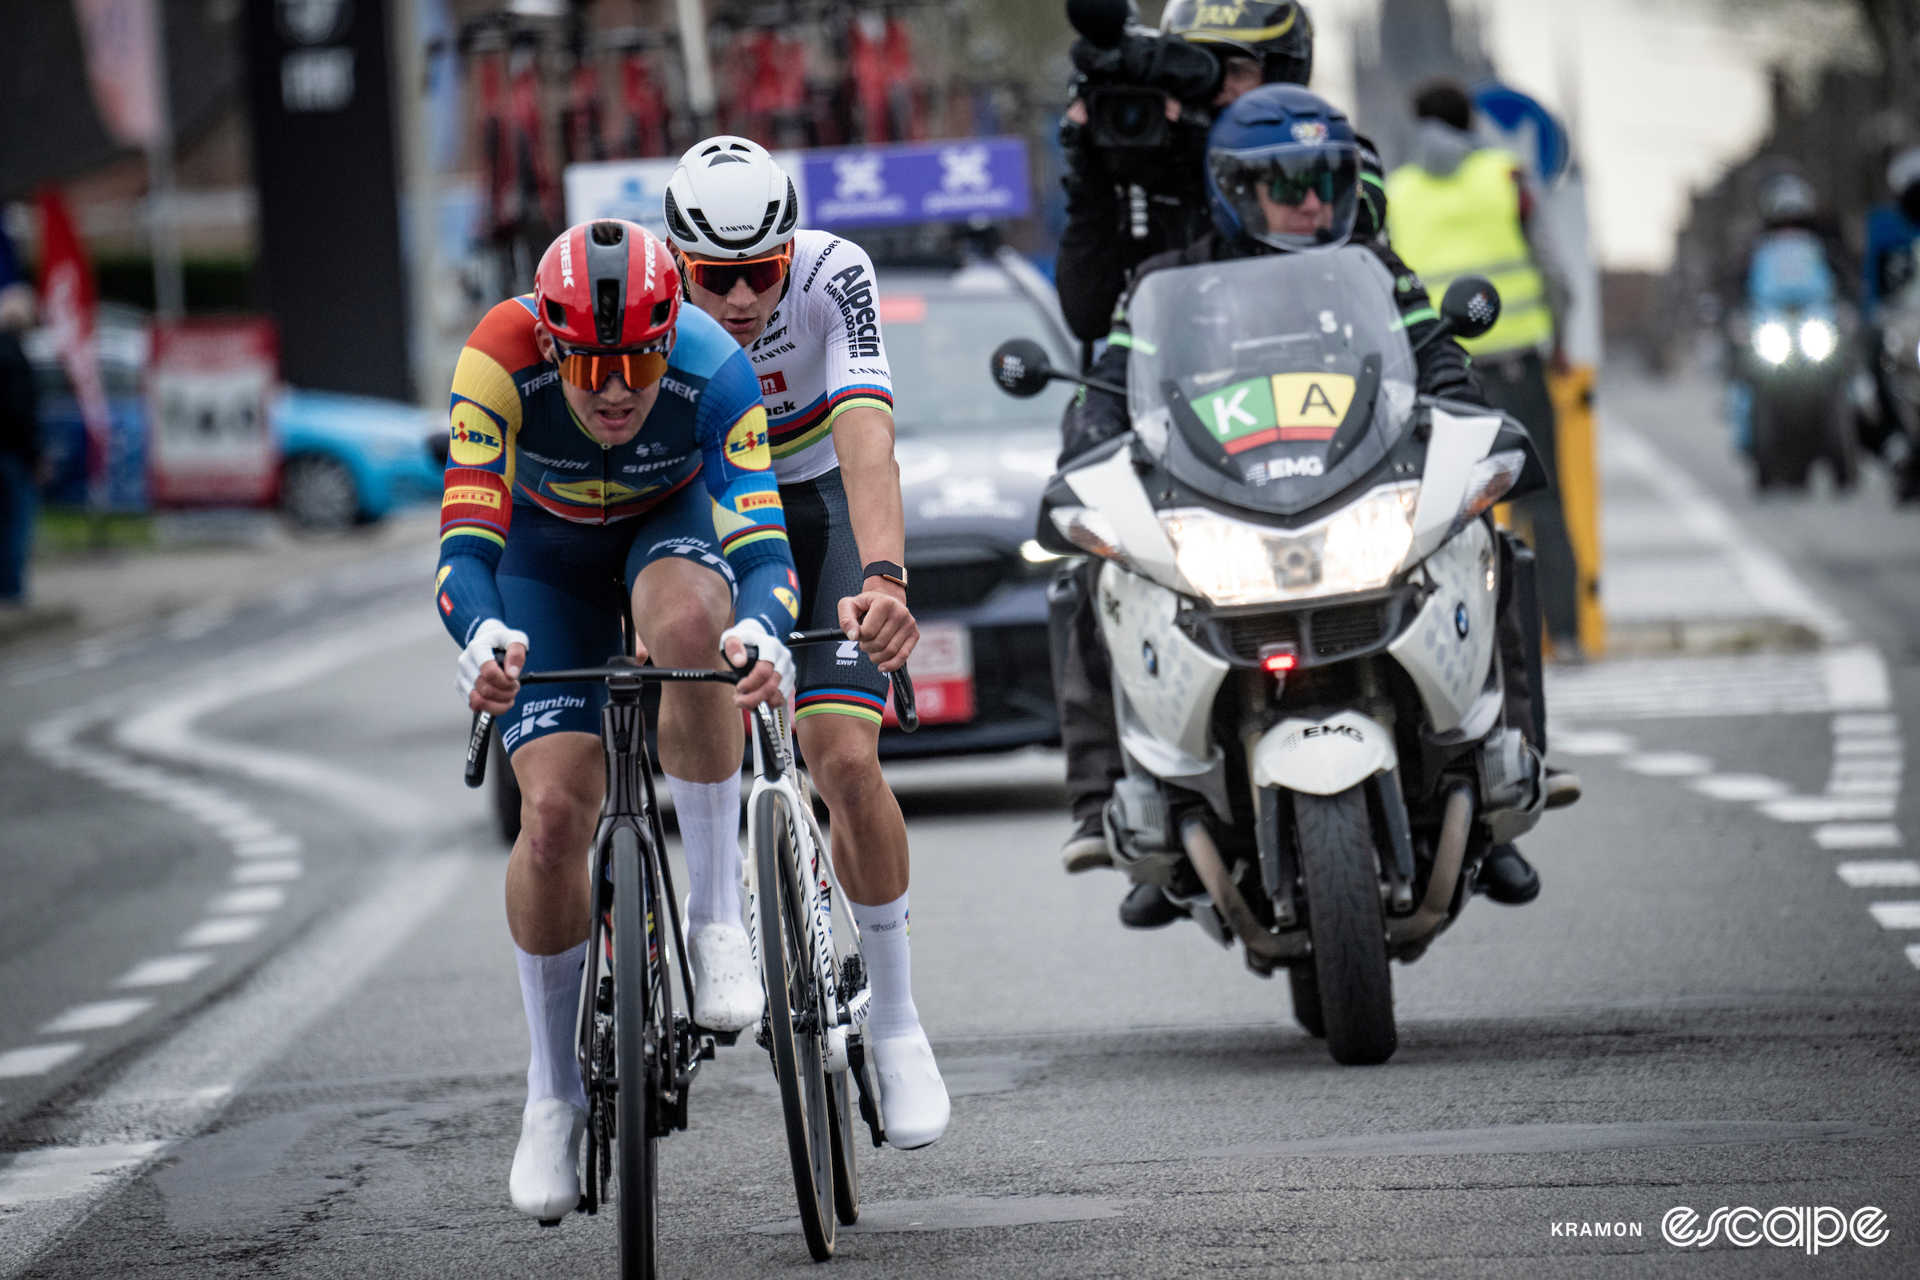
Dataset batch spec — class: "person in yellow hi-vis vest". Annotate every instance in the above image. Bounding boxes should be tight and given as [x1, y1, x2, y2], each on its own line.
[1387, 81, 1583, 659]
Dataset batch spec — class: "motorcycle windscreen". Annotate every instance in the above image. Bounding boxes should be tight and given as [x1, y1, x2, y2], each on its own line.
[1124, 247, 1418, 517]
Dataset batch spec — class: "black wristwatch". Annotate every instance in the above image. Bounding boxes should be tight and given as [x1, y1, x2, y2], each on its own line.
[863, 560, 908, 589]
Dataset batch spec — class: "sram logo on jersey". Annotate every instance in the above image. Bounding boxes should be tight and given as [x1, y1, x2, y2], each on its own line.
[824, 264, 882, 359]
[449, 402, 504, 466]
[758, 370, 788, 396]
[725, 408, 771, 470]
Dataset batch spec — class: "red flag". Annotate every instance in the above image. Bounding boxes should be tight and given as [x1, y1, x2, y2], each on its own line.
[36, 187, 114, 507]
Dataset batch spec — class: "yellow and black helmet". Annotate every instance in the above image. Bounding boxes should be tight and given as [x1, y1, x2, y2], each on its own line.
[1161, 0, 1314, 86]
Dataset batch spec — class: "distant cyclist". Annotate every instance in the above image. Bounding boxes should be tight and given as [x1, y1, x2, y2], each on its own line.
[663, 136, 950, 1149]
[437, 218, 799, 1220]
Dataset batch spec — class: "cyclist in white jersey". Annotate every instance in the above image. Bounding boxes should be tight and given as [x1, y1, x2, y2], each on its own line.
[663, 136, 949, 1149]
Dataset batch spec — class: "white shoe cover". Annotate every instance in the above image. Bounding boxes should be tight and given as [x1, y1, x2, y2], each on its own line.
[690, 921, 763, 1033]
[509, 1097, 584, 1220]
[871, 1024, 950, 1150]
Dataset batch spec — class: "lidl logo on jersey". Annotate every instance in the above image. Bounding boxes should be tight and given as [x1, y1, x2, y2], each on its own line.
[774, 586, 800, 618]
[544, 478, 640, 505]
[436, 566, 452, 589]
[725, 408, 771, 470]
[449, 402, 505, 466]
[1188, 372, 1355, 453]
[758, 370, 788, 397]
[735, 490, 782, 513]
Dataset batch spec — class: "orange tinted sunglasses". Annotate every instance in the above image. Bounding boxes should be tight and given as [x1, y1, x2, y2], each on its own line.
[677, 244, 793, 296]
[553, 342, 670, 393]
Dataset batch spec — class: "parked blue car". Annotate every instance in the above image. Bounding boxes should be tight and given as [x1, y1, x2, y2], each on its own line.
[26, 309, 442, 526]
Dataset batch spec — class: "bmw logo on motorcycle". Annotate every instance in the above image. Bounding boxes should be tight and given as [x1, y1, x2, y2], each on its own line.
[1454, 603, 1471, 638]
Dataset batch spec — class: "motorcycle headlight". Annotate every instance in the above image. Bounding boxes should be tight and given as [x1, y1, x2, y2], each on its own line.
[1798, 318, 1837, 362]
[1452, 449, 1527, 535]
[1048, 505, 1135, 570]
[1158, 482, 1418, 607]
[1754, 322, 1792, 365]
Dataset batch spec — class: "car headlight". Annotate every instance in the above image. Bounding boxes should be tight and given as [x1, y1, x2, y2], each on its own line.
[1799, 318, 1837, 362]
[1158, 482, 1418, 607]
[1753, 322, 1792, 365]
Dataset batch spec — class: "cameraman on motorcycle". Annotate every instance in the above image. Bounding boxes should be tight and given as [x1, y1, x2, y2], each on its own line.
[1059, 84, 1574, 926]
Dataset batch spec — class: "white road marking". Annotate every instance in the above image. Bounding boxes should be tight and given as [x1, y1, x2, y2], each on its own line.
[1826, 779, 1901, 797]
[1867, 902, 1920, 929]
[213, 819, 279, 842]
[230, 860, 301, 884]
[180, 917, 265, 947]
[1689, 774, 1792, 802]
[0, 1045, 85, 1078]
[1834, 737, 1903, 757]
[115, 956, 216, 988]
[232, 835, 301, 857]
[1814, 824, 1903, 849]
[1760, 796, 1898, 823]
[1908, 944, 1920, 970]
[0, 1142, 166, 1206]
[1820, 646, 1892, 712]
[1622, 752, 1714, 777]
[1837, 861, 1920, 888]
[39, 1000, 154, 1034]
[210, 887, 285, 914]
[1834, 713, 1898, 737]
[1550, 730, 1636, 756]
[1829, 759, 1903, 778]
[0, 853, 470, 1268]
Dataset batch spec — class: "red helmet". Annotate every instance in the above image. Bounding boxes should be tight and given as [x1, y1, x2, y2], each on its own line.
[534, 220, 680, 350]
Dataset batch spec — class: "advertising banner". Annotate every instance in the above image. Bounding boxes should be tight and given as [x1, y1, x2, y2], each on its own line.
[146, 319, 280, 508]
[565, 136, 1031, 235]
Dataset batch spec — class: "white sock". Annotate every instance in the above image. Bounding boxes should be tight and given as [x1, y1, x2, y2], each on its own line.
[851, 892, 919, 1040]
[666, 772, 743, 931]
[516, 940, 587, 1111]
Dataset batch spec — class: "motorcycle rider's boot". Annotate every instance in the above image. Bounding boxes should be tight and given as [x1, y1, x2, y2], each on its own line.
[1061, 813, 1113, 874]
[1119, 882, 1188, 929]
[1478, 843, 1541, 905]
[510, 1097, 585, 1222]
[1544, 768, 1583, 810]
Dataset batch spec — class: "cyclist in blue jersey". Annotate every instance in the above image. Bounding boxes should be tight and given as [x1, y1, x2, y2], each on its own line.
[438, 219, 798, 1220]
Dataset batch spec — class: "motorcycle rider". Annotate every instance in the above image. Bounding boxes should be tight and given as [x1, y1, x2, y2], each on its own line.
[1054, 1, 1402, 878]
[1060, 84, 1566, 927]
[1860, 147, 1920, 498]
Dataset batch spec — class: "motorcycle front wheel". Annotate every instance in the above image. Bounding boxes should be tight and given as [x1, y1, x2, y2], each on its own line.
[1294, 787, 1397, 1066]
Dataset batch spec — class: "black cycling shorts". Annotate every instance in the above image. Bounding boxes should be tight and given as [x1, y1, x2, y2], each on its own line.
[780, 469, 890, 724]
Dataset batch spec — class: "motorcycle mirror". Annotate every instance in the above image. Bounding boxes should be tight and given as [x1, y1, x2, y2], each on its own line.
[991, 338, 1057, 398]
[1439, 275, 1502, 341]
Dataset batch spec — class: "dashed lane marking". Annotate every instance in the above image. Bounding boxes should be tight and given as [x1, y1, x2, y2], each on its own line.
[114, 957, 215, 988]
[230, 860, 302, 884]
[1815, 824, 1903, 849]
[1689, 774, 1792, 802]
[1621, 752, 1714, 777]
[0, 1045, 84, 1079]
[0, 1143, 165, 1205]
[1760, 796, 1898, 823]
[210, 887, 286, 914]
[1868, 902, 1920, 929]
[1837, 861, 1920, 888]
[39, 1001, 154, 1034]
[180, 917, 265, 948]
[1551, 730, 1637, 756]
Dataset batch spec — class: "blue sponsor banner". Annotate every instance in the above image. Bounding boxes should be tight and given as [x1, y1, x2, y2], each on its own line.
[800, 137, 1030, 230]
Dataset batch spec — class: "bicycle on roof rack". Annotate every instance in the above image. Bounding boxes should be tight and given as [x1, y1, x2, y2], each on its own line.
[462, 626, 916, 1275]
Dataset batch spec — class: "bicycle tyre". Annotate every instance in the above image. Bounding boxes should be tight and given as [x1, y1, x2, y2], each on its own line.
[611, 826, 660, 1279]
[828, 1067, 860, 1224]
[754, 788, 836, 1260]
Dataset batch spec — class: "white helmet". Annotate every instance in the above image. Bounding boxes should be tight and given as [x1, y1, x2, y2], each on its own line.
[663, 136, 799, 260]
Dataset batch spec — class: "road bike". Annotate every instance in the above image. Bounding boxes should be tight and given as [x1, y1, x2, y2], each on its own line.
[460, 627, 916, 1273]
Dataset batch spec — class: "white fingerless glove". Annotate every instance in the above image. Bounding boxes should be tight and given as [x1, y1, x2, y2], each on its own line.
[457, 618, 530, 697]
[720, 619, 795, 708]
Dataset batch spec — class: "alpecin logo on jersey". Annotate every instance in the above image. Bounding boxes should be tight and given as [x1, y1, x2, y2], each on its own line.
[824, 264, 882, 360]
[759, 370, 788, 397]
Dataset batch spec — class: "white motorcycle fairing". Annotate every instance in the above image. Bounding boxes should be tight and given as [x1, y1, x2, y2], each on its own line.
[1250, 710, 1398, 796]
[1097, 560, 1228, 766]
[1386, 518, 1498, 734]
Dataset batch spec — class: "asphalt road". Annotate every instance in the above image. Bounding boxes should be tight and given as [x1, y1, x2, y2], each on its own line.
[2, 367, 1917, 1277]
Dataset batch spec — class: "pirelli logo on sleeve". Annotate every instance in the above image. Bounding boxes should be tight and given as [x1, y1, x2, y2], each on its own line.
[735, 489, 782, 513]
[445, 484, 504, 510]
[724, 407, 772, 471]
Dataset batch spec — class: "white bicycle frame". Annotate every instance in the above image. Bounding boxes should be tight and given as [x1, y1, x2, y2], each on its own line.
[740, 702, 873, 1079]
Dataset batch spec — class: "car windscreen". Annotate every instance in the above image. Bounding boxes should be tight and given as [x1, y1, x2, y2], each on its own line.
[879, 283, 1074, 434]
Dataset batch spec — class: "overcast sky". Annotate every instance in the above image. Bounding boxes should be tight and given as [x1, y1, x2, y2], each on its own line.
[1305, 0, 1867, 270]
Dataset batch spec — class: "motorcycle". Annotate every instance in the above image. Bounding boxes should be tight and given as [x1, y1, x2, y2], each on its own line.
[992, 250, 1553, 1065]
[1729, 228, 1858, 491]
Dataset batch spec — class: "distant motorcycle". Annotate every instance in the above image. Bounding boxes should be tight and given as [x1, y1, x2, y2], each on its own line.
[1730, 228, 1858, 490]
[994, 251, 1555, 1065]
[1867, 273, 1920, 503]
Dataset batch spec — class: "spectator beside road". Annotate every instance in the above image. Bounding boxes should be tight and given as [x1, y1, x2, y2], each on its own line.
[0, 279, 40, 606]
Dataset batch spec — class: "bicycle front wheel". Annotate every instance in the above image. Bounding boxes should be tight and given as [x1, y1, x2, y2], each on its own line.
[611, 826, 660, 1279]
[754, 788, 836, 1260]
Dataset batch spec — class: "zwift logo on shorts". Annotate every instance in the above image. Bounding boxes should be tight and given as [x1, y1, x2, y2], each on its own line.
[1661, 1205, 1888, 1253]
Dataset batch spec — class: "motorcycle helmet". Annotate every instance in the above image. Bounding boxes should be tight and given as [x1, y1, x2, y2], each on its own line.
[1756, 171, 1816, 226]
[663, 136, 800, 261]
[1205, 83, 1358, 252]
[1161, 0, 1314, 86]
[1888, 146, 1920, 224]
